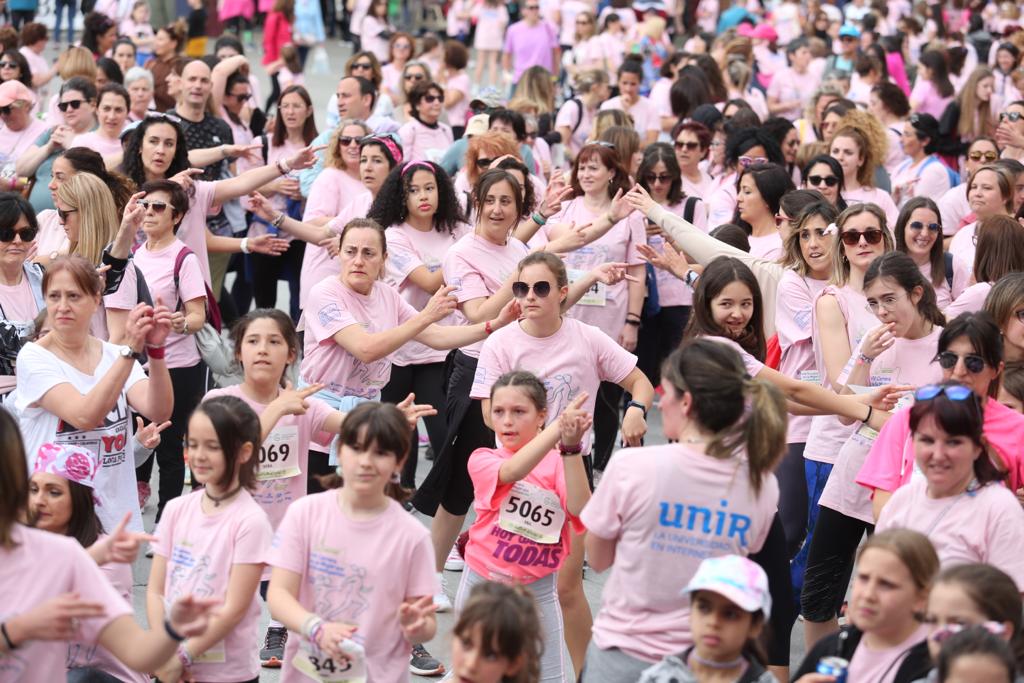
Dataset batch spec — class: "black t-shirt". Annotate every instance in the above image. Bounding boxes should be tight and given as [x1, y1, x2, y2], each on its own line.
[171, 108, 234, 182]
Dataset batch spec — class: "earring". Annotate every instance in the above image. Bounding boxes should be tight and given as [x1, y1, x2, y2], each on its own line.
[390, 472, 400, 484]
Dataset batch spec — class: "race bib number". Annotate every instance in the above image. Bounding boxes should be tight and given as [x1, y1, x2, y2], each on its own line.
[256, 425, 301, 481]
[567, 268, 606, 306]
[853, 422, 879, 444]
[293, 643, 366, 683]
[798, 370, 821, 384]
[194, 641, 226, 664]
[498, 481, 565, 544]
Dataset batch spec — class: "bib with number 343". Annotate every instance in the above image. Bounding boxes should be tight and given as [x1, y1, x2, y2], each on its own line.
[293, 642, 366, 683]
[256, 425, 301, 481]
[498, 481, 566, 544]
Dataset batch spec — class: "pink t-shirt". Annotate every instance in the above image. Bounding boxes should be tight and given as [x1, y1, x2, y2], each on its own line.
[703, 335, 766, 378]
[444, 71, 471, 126]
[443, 232, 529, 358]
[581, 444, 779, 662]
[503, 20, 559, 82]
[269, 493, 438, 683]
[945, 281, 991, 318]
[299, 186, 372, 311]
[804, 285, 880, 464]
[600, 95, 661, 138]
[385, 222, 469, 366]
[707, 173, 738, 228]
[0, 118, 48, 167]
[842, 186, 899, 231]
[747, 232, 784, 260]
[818, 325, 944, 523]
[0, 526, 132, 682]
[545, 198, 646, 338]
[175, 179, 217, 287]
[300, 279, 418, 398]
[554, 98, 597, 157]
[154, 489, 272, 682]
[847, 623, 930, 683]
[238, 138, 303, 239]
[877, 479, 1024, 589]
[891, 156, 953, 208]
[681, 172, 715, 204]
[132, 238, 206, 369]
[203, 384, 334, 531]
[35, 209, 68, 257]
[398, 118, 454, 163]
[947, 221, 976, 285]
[765, 66, 806, 120]
[856, 397, 1024, 494]
[0, 272, 41, 326]
[67, 540, 148, 683]
[909, 79, 954, 119]
[776, 270, 830, 443]
[465, 446, 584, 583]
[651, 200, 709, 308]
[937, 183, 970, 237]
[70, 131, 125, 158]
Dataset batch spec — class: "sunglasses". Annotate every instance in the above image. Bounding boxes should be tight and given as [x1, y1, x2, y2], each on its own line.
[1000, 111, 1023, 123]
[0, 104, 15, 116]
[908, 220, 940, 233]
[930, 622, 1007, 645]
[475, 157, 493, 168]
[808, 174, 839, 187]
[338, 135, 361, 146]
[57, 99, 86, 112]
[423, 94, 445, 104]
[351, 62, 373, 70]
[0, 61, 18, 69]
[933, 352, 987, 374]
[968, 150, 999, 161]
[0, 226, 37, 242]
[674, 140, 701, 151]
[525, 4, 540, 8]
[512, 280, 552, 298]
[643, 173, 672, 184]
[138, 199, 169, 213]
[57, 207, 78, 222]
[404, 74, 425, 81]
[839, 229, 883, 246]
[738, 156, 765, 168]
[228, 92, 251, 102]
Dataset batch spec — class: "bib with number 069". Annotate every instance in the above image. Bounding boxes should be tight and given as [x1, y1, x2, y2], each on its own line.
[256, 425, 301, 481]
[293, 643, 366, 683]
[567, 268, 607, 306]
[498, 481, 566, 544]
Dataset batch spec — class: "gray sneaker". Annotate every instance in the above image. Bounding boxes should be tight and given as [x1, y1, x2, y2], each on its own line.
[410, 643, 445, 676]
[260, 626, 288, 668]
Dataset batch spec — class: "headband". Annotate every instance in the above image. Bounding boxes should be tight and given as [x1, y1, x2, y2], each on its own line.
[401, 160, 433, 176]
[33, 443, 100, 490]
[361, 134, 403, 166]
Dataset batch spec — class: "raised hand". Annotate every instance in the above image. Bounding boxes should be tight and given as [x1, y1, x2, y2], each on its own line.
[247, 234, 290, 255]
[420, 285, 459, 324]
[91, 511, 158, 565]
[168, 168, 204, 192]
[494, 298, 522, 328]
[637, 241, 689, 280]
[124, 303, 155, 353]
[287, 144, 329, 171]
[545, 221, 588, 254]
[10, 593, 106, 642]
[624, 184, 656, 216]
[227, 142, 263, 164]
[558, 392, 591, 448]
[590, 261, 637, 286]
[396, 393, 439, 429]
[609, 187, 632, 223]
[136, 416, 172, 450]
[315, 622, 359, 661]
[398, 595, 436, 641]
[860, 322, 896, 361]
[146, 297, 173, 348]
[246, 191, 277, 223]
[273, 382, 325, 417]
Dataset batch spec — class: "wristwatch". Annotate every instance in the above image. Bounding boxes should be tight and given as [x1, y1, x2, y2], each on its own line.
[626, 400, 648, 419]
[684, 270, 700, 288]
[117, 345, 141, 361]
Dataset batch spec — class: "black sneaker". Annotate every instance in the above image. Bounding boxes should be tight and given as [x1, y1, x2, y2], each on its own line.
[260, 626, 288, 668]
[409, 643, 445, 676]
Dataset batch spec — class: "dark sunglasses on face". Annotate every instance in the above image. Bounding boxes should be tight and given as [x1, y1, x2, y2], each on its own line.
[351, 62, 373, 70]
[57, 208, 77, 222]
[0, 61, 18, 69]
[138, 199, 168, 213]
[229, 92, 251, 102]
[674, 140, 700, 151]
[338, 135, 361, 146]
[968, 150, 999, 161]
[808, 174, 839, 187]
[839, 228, 883, 246]
[405, 74, 424, 81]
[1000, 111, 1023, 123]
[0, 105, 14, 116]
[0, 226, 38, 242]
[422, 93, 444, 104]
[475, 157, 494, 168]
[58, 99, 86, 112]
[933, 352, 986, 374]
[908, 220, 941, 233]
[512, 280, 552, 298]
[643, 173, 672, 184]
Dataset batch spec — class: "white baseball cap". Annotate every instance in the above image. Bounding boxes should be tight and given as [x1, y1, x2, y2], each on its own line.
[682, 555, 772, 617]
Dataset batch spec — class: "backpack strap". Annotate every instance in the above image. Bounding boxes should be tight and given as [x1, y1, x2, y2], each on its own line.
[683, 195, 699, 224]
[570, 98, 584, 136]
[944, 251, 954, 290]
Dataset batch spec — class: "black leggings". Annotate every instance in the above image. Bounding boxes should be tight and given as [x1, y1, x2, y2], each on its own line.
[777, 442, 809, 559]
[251, 239, 304, 322]
[800, 505, 873, 623]
[307, 448, 334, 494]
[636, 305, 689, 388]
[136, 361, 207, 522]
[749, 513, 796, 667]
[592, 381, 623, 472]
[379, 361, 447, 488]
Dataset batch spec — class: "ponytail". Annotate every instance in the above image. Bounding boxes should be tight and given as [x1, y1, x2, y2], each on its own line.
[718, 378, 787, 494]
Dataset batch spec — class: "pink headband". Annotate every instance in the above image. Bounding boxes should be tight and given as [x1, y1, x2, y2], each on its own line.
[33, 443, 100, 490]
[363, 135, 403, 166]
[401, 160, 432, 176]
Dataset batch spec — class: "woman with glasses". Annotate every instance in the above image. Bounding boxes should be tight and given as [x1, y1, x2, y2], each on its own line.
[947, 216, 1024, 318]
[802, 154, 849, 211]
[0, 81, 47, 169]
[995, 101, 1024, 161]
[382, 33, 417, 105]
[397, 61, 431, 122]
[454, 130, 520, 215]
[398, 81, 453, 164]
[734, 162, 795, 260]
[16, 77, 97, 213]
[801, 251, 946, 649]
[894, 197, 952, 309]
[0, 193, 44, 397]
[671, 120, 714, 200]
[892, 113, 954, 208]
[937, 137, 999, 234]
[707, 127, 784, 228]
[0, 49, 31, 89]
[876, 380, 1024, 583]
[948, 164, 1015, 282]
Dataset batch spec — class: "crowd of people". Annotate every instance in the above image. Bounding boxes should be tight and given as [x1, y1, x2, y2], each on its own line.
[3, 0, 1024, 681]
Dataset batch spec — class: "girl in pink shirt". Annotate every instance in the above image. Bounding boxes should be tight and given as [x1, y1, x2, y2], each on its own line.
[910, 51, 956, 119]
[803, 251, 947, 646]
[876, 382, 1024, 589]
[461, 372, 592, 681]
[72, 85, 129, 159]
[791, 529, 936, 683]
[894, 197, 952, 309]
[734, 163, 794, 260]
[371, 160, 468, 489]
[0, 410, 219, 681]
[266, 402, 439, 682]
[147, 395, 274, 683]
[398, 81, 454, 163]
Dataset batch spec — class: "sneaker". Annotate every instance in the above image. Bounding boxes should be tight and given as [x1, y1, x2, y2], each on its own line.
[137, 481, 151, 511]
[443, 543, 465, 572]
[434, 572, 453, 613]
[260, 626, 288, 668]
[410, 643, 445, 676]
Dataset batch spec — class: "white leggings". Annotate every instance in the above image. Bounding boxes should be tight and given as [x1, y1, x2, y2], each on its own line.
[455, 567, 568, 682]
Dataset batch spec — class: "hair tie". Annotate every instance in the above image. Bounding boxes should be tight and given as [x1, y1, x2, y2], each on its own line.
[401, 160, 432, 176]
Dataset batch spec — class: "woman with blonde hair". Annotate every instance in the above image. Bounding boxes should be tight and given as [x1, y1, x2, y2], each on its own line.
[53, 173, 140, 344]
[46, 47, 97, 124]
[599, 124, 641, 177]
[937, 66, 997, 160]
[513, 64, 556, 116]
[831, 109, 899, 226]
[554, 68, 610, 161]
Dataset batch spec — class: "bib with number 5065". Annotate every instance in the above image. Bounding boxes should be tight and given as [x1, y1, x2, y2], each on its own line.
[293, 642, 366, 683]
[256, 425, 302, 481]
[498, 481, 566, 544]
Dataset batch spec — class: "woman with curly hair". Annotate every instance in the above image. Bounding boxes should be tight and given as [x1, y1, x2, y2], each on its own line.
[830, 108, 899, 227]
[367, 160, 469, 490]
[454, 129, 520, 213]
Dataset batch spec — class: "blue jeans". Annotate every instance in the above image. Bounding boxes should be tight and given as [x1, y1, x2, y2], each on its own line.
[54, 0, 75, 44]
[790, 459, 833, 599]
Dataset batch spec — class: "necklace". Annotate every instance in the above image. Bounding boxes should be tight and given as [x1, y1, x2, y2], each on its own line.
[204, 485, 242, 507]
[689, 651, 745, 669]
[681, 436, 706, 444]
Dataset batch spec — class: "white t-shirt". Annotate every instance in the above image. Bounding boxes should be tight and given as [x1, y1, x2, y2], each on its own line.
[13, 341, 148, 532]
